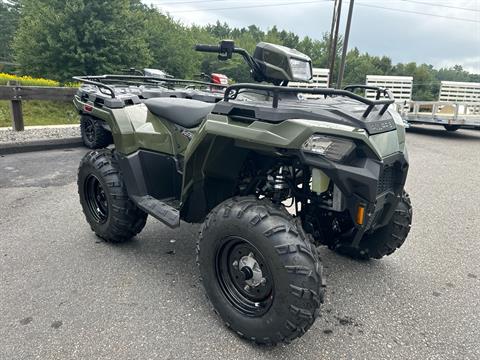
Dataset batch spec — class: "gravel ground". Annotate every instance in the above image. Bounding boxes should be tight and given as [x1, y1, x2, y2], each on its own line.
[0, 125, 80, 145]
[0, 125, 479, 359]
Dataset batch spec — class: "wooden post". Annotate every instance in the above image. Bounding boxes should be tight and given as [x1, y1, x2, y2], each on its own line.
[7, 80, 24, 131]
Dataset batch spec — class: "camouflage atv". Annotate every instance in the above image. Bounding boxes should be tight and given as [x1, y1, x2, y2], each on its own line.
[74, 40, 412, 345]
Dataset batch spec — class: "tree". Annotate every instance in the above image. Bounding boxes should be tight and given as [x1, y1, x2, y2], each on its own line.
[0, 0, 21, 62]
[5, 2, 477, 97]
[144, 9, 206, 78]
[13, 0, 151, 82]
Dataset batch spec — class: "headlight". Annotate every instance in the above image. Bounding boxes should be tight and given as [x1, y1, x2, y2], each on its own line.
[290, 58, 312, 81]
[302, 135, 355, 161]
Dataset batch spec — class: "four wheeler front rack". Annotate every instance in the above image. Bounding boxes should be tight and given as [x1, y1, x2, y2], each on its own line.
[224, 83, 395, 118]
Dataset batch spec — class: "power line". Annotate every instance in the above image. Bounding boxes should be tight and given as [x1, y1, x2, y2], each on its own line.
[148, 0, 297, 5]
[398, 0, 480, 13]
[149, 0, 480, 23]
[356, 3, 480, 23]
[148, 0, 480, 13]
[154, 0, 333, 13]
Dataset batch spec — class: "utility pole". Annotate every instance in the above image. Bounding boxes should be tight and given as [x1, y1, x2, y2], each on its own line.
[327, 0, 338, 65]
[328, 0, 343, 88]
[337, 0, 355, 88]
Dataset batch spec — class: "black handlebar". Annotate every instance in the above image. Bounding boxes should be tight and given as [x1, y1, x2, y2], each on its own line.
[195, 41, 263, 79]
[194, 44, 222, 53]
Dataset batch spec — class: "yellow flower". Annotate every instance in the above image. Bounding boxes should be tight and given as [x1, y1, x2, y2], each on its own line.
[0, 73, 60, 87]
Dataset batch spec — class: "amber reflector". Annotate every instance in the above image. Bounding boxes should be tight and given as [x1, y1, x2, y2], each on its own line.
[356, 205, 365, 225]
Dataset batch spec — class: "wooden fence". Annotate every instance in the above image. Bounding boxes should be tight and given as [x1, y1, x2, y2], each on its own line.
[0, 82, 77, 131]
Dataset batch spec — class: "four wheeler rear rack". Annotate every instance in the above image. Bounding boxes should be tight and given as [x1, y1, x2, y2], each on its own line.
[224, 83, 395, 118]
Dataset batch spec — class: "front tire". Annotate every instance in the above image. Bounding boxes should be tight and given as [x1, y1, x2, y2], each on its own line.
[197, 196, 324, 345]
[335, 191, 412, 260]
[78, 149, 147, 242]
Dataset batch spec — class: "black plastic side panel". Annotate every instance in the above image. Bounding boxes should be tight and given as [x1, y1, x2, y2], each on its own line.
[181, 137, 250, 223]
[116, 150, 182, 200]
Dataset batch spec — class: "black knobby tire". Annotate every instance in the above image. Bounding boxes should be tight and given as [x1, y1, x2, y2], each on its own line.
[78, 149, 147, 242]
[444, 125, 460, 132]
[197, 196, 324, 345]
[336, 191, 412, 260]
[80, 115, 113, 149]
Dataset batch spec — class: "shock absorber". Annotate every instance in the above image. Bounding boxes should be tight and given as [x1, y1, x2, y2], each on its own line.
[268, 166, 290, 203]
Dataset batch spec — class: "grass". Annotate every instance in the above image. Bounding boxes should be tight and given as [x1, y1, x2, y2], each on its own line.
[0, 100, 79, 127]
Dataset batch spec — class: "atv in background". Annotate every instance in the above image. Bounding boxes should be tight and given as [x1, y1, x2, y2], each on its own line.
[196, 72, 229, 84]
[76, 74, 227, 149]
[74, 40, 412, 344]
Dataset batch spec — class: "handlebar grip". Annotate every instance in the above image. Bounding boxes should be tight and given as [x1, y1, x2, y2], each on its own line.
[194, 44, 221, 53]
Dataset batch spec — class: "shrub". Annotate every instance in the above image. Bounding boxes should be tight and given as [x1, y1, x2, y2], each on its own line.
[0, 73, 59, 87]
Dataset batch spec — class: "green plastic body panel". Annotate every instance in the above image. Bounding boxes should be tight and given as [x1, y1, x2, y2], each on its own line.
[74, 96, 194, 155]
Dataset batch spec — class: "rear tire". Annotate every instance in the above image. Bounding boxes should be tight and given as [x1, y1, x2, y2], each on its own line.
[444, 125, 460, 132]
[335, 191, 412, 260]
[78, 149, 147, 242]
[80, 115, 113, 149]
[197, 196, 324, 345]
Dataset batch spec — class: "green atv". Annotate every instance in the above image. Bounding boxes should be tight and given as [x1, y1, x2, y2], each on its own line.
[74, 40, 412, 345]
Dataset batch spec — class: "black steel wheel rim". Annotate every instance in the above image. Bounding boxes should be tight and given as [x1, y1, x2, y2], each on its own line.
[84, 118, 95, 143]
[215, 236, 274, 317]
[84, 174, 108, 223]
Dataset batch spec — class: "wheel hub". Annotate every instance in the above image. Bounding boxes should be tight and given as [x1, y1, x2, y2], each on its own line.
[237, 253, 266, 288]
[216, 237, 274, 317]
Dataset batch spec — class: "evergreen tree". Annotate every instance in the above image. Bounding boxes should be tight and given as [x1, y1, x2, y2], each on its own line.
[0, 0, 21, 62]
[14, 0, 152, 82]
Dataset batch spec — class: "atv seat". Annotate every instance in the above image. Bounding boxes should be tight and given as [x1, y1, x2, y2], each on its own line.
[144, 98, 215, 128]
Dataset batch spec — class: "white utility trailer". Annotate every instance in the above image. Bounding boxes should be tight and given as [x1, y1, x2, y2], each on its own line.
[365, 76, 480, 131]
[402, 81, 480, 131]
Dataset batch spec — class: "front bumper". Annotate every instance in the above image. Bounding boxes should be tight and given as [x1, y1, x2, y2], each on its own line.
[300, 150, 409, 231]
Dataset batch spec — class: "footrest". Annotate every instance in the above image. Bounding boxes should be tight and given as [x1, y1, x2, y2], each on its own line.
[131, 195, 180, 228]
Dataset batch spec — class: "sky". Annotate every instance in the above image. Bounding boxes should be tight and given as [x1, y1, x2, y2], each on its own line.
[144, 0, 480, 74]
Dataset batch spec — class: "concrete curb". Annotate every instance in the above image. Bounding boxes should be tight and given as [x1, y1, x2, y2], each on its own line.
[0, 124, 80, 131]
[0, 137, 85, 155]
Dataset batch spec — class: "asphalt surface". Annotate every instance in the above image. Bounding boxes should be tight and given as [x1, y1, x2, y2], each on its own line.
[1, 125, 479, 360]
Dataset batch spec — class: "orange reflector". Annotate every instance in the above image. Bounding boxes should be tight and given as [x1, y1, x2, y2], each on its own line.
[356, 205, 365, 225]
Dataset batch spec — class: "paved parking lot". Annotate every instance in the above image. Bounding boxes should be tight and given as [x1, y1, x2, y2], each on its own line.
[1, 125, 479, 360]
